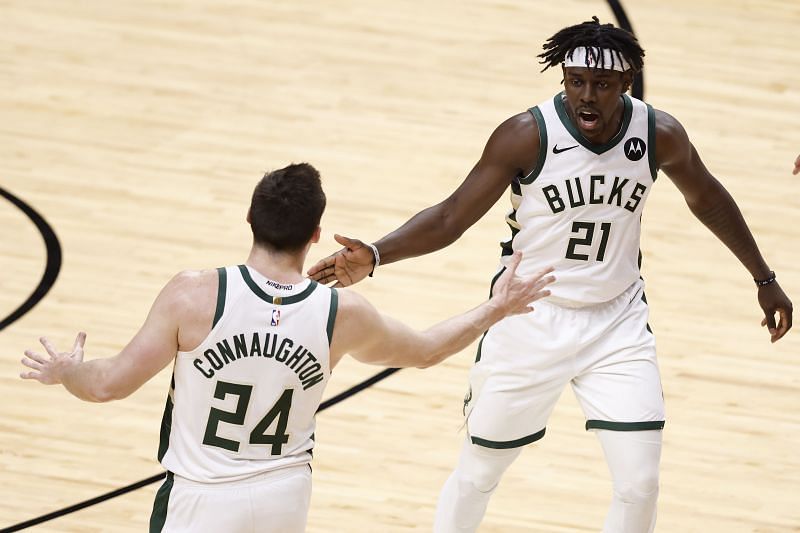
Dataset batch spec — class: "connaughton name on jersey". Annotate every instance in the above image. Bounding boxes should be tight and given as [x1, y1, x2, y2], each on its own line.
[192, 332, 325, 390]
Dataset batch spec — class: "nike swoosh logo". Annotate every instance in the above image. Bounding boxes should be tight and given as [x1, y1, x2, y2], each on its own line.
[552, 144, 579, 154]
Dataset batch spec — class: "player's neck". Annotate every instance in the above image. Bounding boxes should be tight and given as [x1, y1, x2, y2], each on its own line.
[246, 244, 307, 285]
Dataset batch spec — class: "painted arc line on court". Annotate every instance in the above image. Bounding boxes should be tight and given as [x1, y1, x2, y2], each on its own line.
[2, 0, 642, 529]
[0, 187, 62, 332]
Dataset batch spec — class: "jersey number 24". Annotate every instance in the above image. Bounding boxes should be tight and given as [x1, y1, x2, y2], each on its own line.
[202, 380, 293, 455]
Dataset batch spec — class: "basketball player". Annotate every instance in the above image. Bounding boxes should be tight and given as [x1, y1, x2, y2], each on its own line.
[307, 18, 793, 533]
[19, 163, 555, 533]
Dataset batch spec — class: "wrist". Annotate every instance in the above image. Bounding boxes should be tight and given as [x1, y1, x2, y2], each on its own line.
[754, 270, 776, 287]
[367, 243, 380, 278]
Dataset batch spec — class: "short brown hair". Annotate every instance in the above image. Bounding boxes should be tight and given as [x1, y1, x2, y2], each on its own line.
[249, 163, 326, 251]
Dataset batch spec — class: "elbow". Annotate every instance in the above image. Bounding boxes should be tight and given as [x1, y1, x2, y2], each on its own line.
[439, 208, 467, 244]
[416, 349, 445, 369]
[86, 386, 121, 403]
[88, 378, 133, 403]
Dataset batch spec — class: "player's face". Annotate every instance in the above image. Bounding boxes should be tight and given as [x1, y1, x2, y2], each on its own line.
[561, 66, 631, 144]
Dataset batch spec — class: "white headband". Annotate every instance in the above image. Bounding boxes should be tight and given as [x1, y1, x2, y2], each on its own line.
[564, 46, 631, 72]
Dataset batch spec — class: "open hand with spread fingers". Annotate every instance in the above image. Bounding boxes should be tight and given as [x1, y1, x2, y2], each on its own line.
[307, 234, 375, 287]
[490, 251, 555, 317]
[20, 332, 87, 385]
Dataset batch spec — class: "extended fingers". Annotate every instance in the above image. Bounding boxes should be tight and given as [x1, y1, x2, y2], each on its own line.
[39, 337, 59, 357]
[24, 349, 48, 365]
[309, 264, 337, 283]
[21, 355, 43, 370]
[20, 370, 43, 381]
[333, 234, 362, 250]
[73, 332, 87, 352]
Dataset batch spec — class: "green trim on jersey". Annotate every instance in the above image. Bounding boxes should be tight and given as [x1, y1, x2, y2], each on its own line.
[585, 420, 664, 431]
[474, 267, 506, 363]
[499, 226, 520, 257]
[520, 106, 548, 184]
[646, 103, 658, 180]
[237, 265, 318, 305]
[326, 288, 338, 346]
[212, 267, 227, 329]
[471, 427, 546, 449]
[554, 92, 633, 155]
[157, 373, 175, 462]
[149, 471, 174, 533]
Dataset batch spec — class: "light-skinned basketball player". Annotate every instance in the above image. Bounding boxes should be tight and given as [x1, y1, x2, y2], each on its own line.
[19, 163, 554, 533]
[308, 18, 793, 533]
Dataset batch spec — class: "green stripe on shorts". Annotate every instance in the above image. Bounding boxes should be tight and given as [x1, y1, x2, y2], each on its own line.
[585, 420, 665, 431]
[149, 471, 174, 533]
[471, 428, 546, 449]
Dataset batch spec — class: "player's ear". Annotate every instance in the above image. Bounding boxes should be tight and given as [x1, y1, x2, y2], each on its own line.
[622, 71, 634, 93]
[246, 207, 252, 224]
[311, 226, 321, 244]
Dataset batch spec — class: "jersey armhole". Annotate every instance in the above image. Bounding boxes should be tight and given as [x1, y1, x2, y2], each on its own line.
[212, 267, 227, 329]
[646, 103, 658, 181]
[325, 288, 339, 346]
[520, 106, 547, 184]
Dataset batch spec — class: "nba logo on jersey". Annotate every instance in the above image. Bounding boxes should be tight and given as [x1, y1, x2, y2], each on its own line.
[271, 308, 281, 326]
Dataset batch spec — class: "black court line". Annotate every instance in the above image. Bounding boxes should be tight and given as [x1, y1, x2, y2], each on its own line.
[2, 1, 642, 530]
[607, 0, 644, 100]
[0, 187, 62, 332]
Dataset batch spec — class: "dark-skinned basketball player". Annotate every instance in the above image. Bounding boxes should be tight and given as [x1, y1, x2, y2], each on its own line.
[308, 17, 793, 533]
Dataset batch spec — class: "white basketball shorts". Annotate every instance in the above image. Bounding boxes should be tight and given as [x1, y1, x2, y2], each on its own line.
[150, 464, 312, 532]
[464, 277, 664, 449]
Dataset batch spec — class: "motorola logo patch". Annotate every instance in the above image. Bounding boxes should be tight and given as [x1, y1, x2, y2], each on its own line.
[624, 137, 646, 161]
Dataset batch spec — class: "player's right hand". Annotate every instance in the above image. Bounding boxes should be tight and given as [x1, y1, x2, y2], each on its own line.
[793, 154, 800, 175]
[307, 234, 375, 287]
[490, 251, 555, 317]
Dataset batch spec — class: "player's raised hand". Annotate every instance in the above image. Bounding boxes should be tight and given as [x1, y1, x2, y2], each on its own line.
[20, 332, 86, 385]
[490, 251, 555, 317]
[793, 154, 800, 175]
[307, 234, 375, 287]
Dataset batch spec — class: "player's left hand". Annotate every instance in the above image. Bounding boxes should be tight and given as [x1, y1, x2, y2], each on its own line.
[20, 332, 87, 384]
[793, 154, 800, 175]
[757, 283, 792, 343]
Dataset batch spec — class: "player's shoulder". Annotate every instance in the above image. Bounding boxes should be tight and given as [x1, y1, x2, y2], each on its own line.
[332, 286, 373, 315]
[495, 110, 539, 138]
[651, 107, 687, 138]
[168, 268, 218, 291]
[485, 110, 541, 163]
[649, 107, 692, 167]
[159, 269, 219, 312]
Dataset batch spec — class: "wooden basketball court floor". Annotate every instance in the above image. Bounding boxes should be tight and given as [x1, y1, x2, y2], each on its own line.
[1, 0, 798, 531]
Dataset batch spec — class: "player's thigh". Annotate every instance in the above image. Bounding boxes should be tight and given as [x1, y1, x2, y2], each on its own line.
[250, 465, 312, 531]
[571, 296, 664, 427]
[160, 466, 311, 533]
[467, 310, 574, 446]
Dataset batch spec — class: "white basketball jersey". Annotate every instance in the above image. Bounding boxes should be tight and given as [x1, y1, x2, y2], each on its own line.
[158, 265, 337, 483]
[500, 92, 657, 306]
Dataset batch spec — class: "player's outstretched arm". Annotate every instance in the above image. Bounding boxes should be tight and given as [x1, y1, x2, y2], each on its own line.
[655, 109, 792, 342]
[330, 251, 554, 368]
[307, 113, 541, 286]
[19, 271, 202, 401]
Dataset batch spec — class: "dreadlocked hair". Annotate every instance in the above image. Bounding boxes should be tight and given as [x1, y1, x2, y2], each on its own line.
[538, 16, 644, 73]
